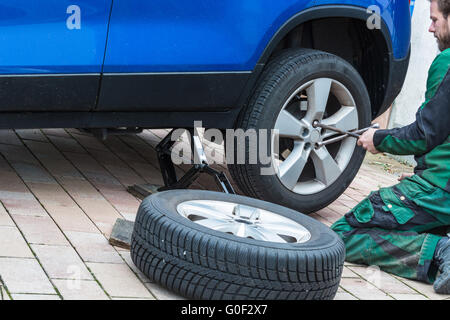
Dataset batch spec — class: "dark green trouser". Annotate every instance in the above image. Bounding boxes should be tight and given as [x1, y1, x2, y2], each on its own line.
[331, 175, 450, 283]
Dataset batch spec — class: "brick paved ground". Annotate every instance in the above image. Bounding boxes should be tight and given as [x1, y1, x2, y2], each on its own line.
[0, 128, 448, 300]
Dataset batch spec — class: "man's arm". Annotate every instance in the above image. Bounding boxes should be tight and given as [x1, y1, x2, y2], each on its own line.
[372, 69, 450, 155]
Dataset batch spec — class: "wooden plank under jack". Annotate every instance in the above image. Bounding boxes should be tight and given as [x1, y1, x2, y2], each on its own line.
[109, 218, 135, 250]
[127, 184, 162, 200]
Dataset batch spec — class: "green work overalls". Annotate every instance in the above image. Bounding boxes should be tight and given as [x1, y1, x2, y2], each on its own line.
[331, 48, 450, 283]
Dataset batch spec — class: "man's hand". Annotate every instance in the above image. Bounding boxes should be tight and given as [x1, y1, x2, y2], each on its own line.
[357, 128, 380, 154]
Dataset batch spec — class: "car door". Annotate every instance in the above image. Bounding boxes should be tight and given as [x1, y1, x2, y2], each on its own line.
[97, 0, 316, 112]
[0, 1, 112, 112]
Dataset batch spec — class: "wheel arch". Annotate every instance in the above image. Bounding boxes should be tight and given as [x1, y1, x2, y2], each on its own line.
[245, 5, 397, 119]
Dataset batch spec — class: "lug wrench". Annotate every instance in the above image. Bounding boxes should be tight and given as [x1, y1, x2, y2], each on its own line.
[314, 122, 380, 148]
[312, 120, 361, 138]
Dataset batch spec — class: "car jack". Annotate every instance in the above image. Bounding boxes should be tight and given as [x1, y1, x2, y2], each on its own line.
[127, 128, 235, 199]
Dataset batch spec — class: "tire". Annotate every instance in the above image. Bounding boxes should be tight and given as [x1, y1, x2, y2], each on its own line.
[227, 48, 371, 213]
[130, 190, 345, 300]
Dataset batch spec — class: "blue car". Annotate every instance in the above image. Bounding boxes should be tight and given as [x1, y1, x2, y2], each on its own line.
[0, 1, 411, 213]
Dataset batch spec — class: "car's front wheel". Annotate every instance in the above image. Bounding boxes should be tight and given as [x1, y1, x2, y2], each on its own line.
[227, 49, 371, 213]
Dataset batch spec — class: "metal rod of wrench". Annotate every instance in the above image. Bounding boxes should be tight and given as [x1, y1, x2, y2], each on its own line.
[315, 123, 380, 148]
[312, 121, 361, 138]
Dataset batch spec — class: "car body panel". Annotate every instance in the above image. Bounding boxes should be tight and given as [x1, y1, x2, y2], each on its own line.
[0, 0, 112, 75]
[102, 0, 316, 73]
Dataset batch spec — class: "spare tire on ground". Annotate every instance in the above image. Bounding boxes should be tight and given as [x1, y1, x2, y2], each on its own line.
[130, 190, 345, 300]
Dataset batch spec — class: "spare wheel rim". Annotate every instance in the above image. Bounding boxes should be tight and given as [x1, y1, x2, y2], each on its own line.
[176, 200, 311, 244]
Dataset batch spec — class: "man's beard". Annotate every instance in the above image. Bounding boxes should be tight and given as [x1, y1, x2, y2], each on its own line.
[437, 24, 450, 51]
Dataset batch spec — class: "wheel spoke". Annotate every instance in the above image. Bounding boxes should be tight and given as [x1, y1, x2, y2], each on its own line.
[181, 203, 233, 221]
[278, 143, 310, 190]
[274, 110, 302, 138]
[256, 222, 308, 239]
[321, 106, 358, 139]
[246, 227, 287, 243]
[305, 78, 332, 122]
[310, 147, 342, 186]
[194, 218, 235, 232]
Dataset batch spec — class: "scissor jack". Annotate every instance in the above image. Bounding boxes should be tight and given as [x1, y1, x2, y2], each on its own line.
[111, 128, 235, 249]
[127, 128, 235, 199]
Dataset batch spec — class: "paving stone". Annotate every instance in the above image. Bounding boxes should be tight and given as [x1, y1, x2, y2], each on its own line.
[66, 129, 93, 137]
[0, 158, 49, 217]
[337, 193, 360, 208]
[26, 181, 99, 233]
[0, 203, 14, 226]
[12, 215, 69, 246]
[347, 265, 417, 294]
[85, 148, 147, 187]
[25, 140, 132, 235]
[1, 283, 10, 300]
[395, 277, 450, 300]
[41, 129, 72, 138]
[0, 226, 33, 258]
[25, 140, 85, 181]
[339, 277, 394, 300]
[11, 294, 60, 300]
[47, 135, 86, 154]
[103, 137, 164, 185]
[52, 279, 109, 300]
[144, 282, 185, 300]
[0, 257, 56, 294]
[68, 133, 109, 151]
[0, 144, 56, 184]
[119, 135, 159, 164]
[62, 151, 141, 216]
[341, 266, 359, 278]
[112, 297, 154, 300]
[309, 213, 332, 226]
[334, 289, 358, 300]
[326, 202, 350, 215]
[38, 203, 98, 233]
[65, 231, 123, 264]
[15, 129, 48, 142]
[62, 152, 124, 188]
[2, 199, 48, 217]
[0, 130, 22, 146]
[66, 196, 122, 235]
[315, 207, 343, 224]
[86, 262, 153, 298]
[31, 244, 93, 280]
[390, 293, 428, 300]
[99, 189, 140, 216]
[344, 187, 367, 202]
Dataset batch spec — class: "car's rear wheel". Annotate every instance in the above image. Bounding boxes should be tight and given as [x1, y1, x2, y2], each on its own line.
[227, 49, 371, 213]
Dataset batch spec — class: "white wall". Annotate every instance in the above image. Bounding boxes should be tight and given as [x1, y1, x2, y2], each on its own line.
[387, 0, 439, 165]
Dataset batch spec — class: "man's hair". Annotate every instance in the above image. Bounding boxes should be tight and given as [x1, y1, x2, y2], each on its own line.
[431, 0, 450, 19]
